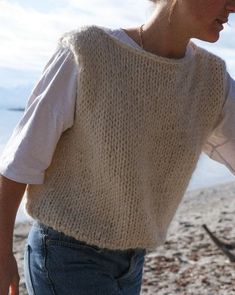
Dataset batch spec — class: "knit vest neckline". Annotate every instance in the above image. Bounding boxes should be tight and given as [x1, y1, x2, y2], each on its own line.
[90, 24, 196, 65]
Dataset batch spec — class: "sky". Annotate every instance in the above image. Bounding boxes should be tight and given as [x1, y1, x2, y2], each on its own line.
[0, 0, 235, 89]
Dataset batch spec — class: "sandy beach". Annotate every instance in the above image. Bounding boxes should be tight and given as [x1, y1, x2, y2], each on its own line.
[14, 181, 235, 295]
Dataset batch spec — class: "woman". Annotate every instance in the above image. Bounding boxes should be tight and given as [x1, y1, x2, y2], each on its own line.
[1, 0, 235, 294]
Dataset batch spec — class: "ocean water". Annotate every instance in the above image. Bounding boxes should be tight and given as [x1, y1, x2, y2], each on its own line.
[0, 109, 234, 223]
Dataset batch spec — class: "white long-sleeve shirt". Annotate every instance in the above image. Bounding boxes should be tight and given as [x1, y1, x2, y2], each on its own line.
[0, 26, 235, 184]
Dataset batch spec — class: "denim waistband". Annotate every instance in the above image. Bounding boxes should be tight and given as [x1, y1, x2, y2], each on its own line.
[33, 220, 146, 256]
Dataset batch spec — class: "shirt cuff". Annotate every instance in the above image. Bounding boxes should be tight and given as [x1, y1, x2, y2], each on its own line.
[0, 165, 44, 184]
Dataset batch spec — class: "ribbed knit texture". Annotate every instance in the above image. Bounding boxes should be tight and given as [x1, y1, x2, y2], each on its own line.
[25, 25, 227, 252]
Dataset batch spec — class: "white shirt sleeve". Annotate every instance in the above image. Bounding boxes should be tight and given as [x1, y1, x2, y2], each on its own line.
[0, 47, 78, 184]
[202, 72, 235, 175]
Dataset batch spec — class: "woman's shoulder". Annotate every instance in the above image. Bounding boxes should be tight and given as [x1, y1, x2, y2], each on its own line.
[189, 41, 225, 65]
[58, 25, 142, 52]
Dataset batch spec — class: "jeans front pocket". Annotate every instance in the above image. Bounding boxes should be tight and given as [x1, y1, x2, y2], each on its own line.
[44, 237, 120, 295]
[36, 222, 145, 294]
[114, 251, 146, 295]
[114, 250, 146, 293]
[24, 244, 36, 295]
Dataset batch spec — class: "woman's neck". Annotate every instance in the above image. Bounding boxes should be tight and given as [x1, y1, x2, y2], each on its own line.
[123, 4, 190, 59]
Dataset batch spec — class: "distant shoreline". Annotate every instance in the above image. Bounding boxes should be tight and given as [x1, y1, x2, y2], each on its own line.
[6, 107, 25, 112]
[0, 107, 25, 112]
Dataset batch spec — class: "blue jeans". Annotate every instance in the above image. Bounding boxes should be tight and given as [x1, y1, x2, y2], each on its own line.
[24, 221, 146, 295]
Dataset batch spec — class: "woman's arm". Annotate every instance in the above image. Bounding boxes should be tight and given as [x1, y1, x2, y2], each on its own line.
[0, 174, 26, 295]
[0, 44, 77, 295]
[0, 174, 26, 254]
[202, 72, 235, 175]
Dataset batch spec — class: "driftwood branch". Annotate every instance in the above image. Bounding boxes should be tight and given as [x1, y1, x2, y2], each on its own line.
[202, 224, 235, 262]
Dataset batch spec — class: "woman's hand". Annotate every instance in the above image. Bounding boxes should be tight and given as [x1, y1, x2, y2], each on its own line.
[0, 253, 20, 295]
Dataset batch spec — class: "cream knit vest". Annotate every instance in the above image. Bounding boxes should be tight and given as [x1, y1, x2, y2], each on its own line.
[25, 25, 227, 252]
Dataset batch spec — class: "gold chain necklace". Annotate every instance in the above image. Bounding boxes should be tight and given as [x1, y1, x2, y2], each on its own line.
[139, 24, 145, 49]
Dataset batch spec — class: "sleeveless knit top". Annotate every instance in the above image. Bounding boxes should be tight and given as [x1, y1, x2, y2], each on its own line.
[25, 25, 227, 252]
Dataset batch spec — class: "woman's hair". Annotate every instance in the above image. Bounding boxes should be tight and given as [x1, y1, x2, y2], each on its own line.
[149, 0, 177, 20]
[149, 0, 177, 5]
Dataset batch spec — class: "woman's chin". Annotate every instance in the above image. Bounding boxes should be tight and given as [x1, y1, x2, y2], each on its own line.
[197, 33, 220, 43]
[206, 36, 220, 43]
